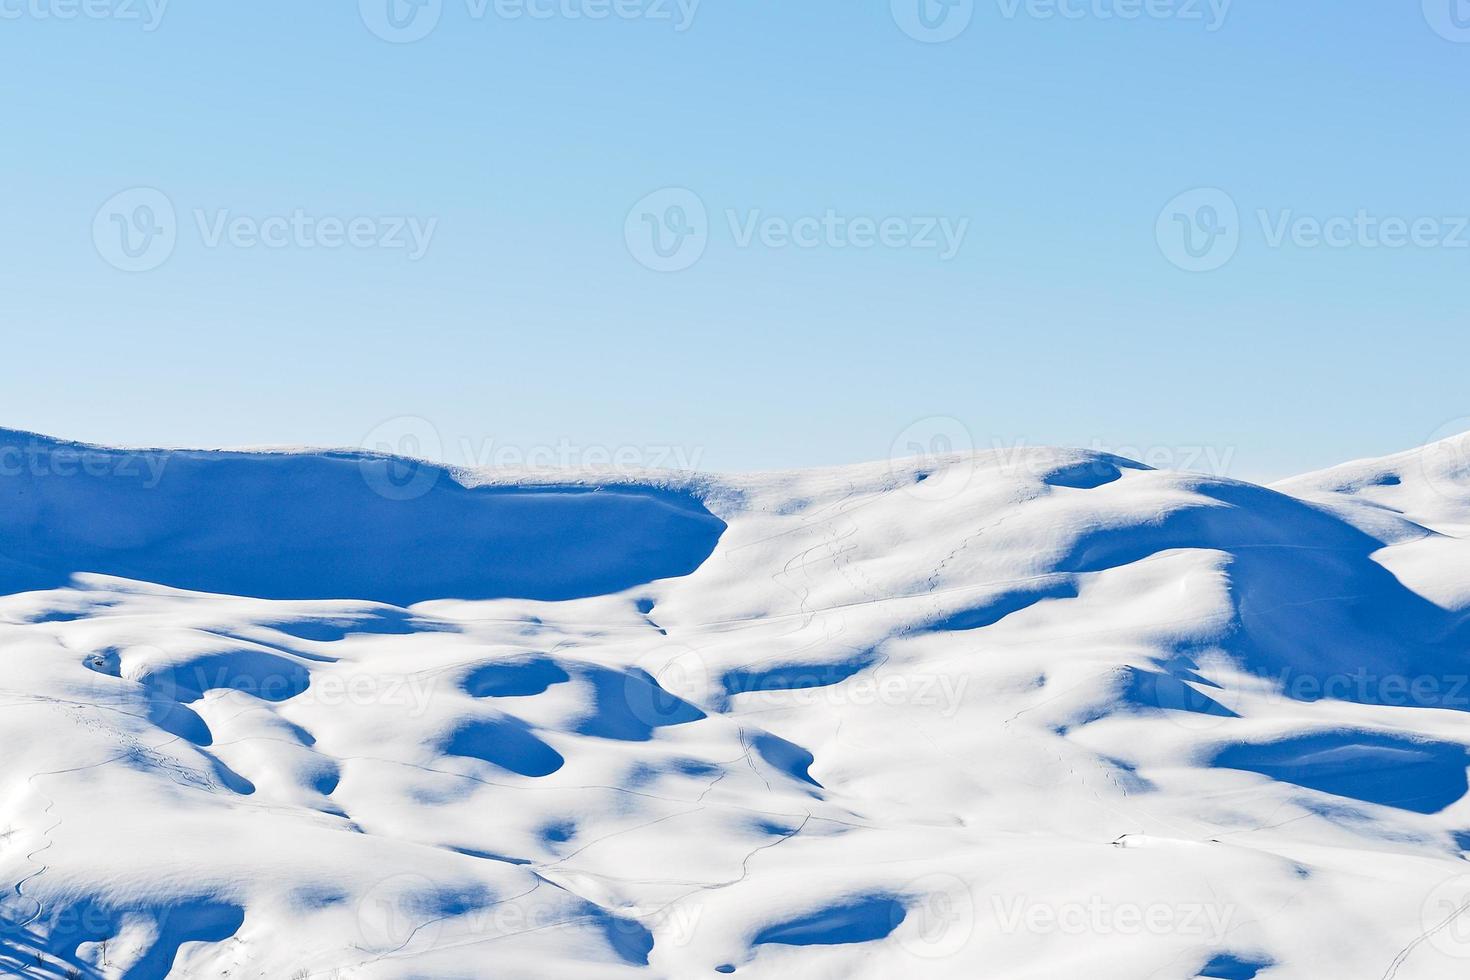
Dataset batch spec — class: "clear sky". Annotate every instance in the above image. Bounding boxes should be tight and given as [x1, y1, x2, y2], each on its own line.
[3, 0, 1468, 482]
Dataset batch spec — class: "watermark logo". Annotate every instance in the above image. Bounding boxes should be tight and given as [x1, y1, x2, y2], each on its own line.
[1160, 188, 1470, 272]
[93, 187, 177, 273]
[990, 895, 1236, 940]
[360, 416, 445, 501]
[357, 417, 706, 498]
[459, 437, 704, 473]
[1418, 417, 1470, 503]
[356, 874, 686, 952]
[305, 671, 439, 715]
[1148, 669, 1243, 732]
[896, 0, 1230, 40]
[1280, 668, 1470, 710]
[1257, 209, 1470, 251]
[122, 648, 181, 705]
[92, 188, 438, 272]
[625, 188, 708, 273]
[733, 668, 972, 718]
[727, 210, 968, 259]
[1149, 667, 1470, 732]
[899, 874, 976, 958]
[357, 873, 447, 952]
[1084, 439, 1234, 476]
[1420, 875, 1470, 959]
[625, 188, 969, 272]
[360, 0, 443, 43]
[890, 416, 977, 502]
[892, 0, 974, 43]
[1156, 188, 1239, 273]
[0, 439, 169, 488]
[482, 0, 699, 29]
[1424, 0, 1470, 43]
[361, 0, 699, 43]
[192, 209, 437, 260]
[994, 0, 1230, 30]
[81, 645, 163, 701]
[629, 643, 713, 727]
[0, 0, 169, 30]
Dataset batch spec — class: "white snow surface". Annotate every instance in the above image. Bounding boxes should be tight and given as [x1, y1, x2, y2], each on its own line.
[3, 429, 1470, 979]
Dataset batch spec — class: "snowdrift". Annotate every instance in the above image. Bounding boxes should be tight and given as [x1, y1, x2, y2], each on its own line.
[2, 429, 1470, 979]
[0, 430, 726, 605]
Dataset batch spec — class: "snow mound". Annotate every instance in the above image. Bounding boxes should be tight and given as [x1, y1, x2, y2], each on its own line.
[2, 432, 1470, 978]
[0, 430, 726, 605]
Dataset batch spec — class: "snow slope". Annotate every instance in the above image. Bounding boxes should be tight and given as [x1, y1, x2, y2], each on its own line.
[2, 427, 1470, 979]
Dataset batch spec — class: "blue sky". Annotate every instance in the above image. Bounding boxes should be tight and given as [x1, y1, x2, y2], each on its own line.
[3, 0, 1468, 481]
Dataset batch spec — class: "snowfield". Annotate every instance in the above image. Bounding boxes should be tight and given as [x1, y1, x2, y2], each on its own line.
[3, 428, 1470, 979]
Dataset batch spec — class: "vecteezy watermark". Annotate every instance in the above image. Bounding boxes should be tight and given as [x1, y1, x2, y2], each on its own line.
[1158, 188, 1470, 273]
[1144, 668, 1244, 732]
[193, 209, 436, 259]
[727, 210, 969, 259]
[0, 439, 168, 488]
[134, 661, 440, 715]
[1257, 210, 1470, 252]
[982, 437, 1236, 478]
[359, 416, 445, 502]
[1280, 668, 1470, 709]
[625, 188, 708, 273]
[899, 874, 976, 958]
[994, 0, 1230, 30]
[890, 416, 977, 502]
[460, 438, 704, 473]
[359, 0, 443, 42]
[1417, 417, 1470, 503]
[1083, 439, 1235, 476]
[729, 668, 972, 718]
[0, 902, 140, 947]
[1156, 188, 1240, 273]
[892, 0, 975, 42]
[1147, 666, 1470, 733]
[626, 643, 714, 729]
[356, 873, 456, 954]
[281, 669, 442, 714]
[0, 0, 168, 30]
[1423, 0, 1470, 43]
[358, 415, 707, 501]
[1421, 874, 1470, 960]
[892, 0, 1229, 42]
[359, 0, 699, 43]
[989, 895, 1236, 940]
[93, 188, 178, 273]
[355, 873, 700, 954]
[625, 188, 970, 272]
[92, 187, 437, 272]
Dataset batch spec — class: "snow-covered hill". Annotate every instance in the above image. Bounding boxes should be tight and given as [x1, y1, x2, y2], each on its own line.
[3, 428, 1470, 979]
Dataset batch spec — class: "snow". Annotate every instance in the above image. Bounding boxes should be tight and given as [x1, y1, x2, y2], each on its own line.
[2, 427, 1470, 978]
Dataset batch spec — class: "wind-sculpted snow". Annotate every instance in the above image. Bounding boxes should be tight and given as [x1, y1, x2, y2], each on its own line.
[0, 430, 726, 606]
[2, 430, 1470, 978]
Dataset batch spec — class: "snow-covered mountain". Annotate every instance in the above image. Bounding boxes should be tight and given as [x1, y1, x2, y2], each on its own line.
[3, 428, 1470, 979]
